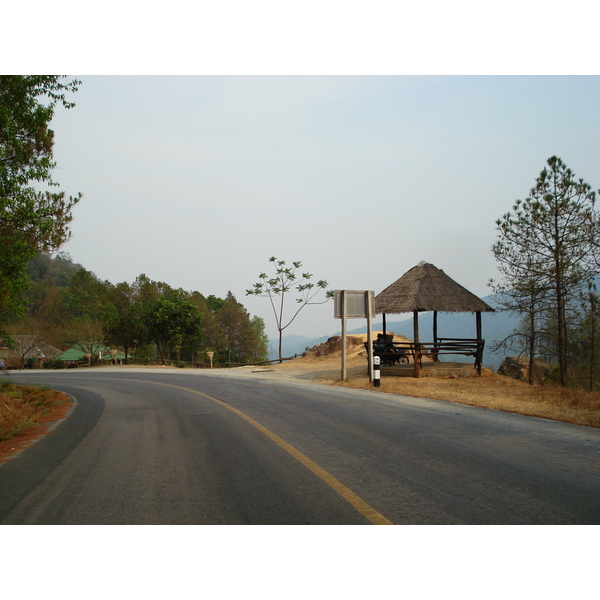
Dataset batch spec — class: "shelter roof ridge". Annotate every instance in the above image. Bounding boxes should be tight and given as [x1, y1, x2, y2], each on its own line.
[374, 262, 494, 314]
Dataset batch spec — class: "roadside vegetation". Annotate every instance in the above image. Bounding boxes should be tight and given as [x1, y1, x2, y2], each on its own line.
[0, 380, 72, 461]
[1, 252, 270, 368]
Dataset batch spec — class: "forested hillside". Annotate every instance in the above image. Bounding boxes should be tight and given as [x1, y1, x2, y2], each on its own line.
[2, 252, 269, 366]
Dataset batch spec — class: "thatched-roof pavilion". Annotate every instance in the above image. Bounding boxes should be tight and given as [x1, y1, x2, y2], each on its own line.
[374, 261, 494, 377]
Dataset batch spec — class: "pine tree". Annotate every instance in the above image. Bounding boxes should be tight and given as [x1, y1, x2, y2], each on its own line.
[492, 156, 598, 385]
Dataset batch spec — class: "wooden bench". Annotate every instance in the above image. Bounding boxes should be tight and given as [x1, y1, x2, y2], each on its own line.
[366, 338, 485, 374]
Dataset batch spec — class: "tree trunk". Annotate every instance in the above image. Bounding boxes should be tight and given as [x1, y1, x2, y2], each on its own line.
[278, 329, 283, 363]
[590, 295, 596, 392]
[528, 313, 535, 386]
[556, 279, 567, 386]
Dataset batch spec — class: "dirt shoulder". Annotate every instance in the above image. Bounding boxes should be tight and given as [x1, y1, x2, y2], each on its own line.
[250, 334, 600, 429]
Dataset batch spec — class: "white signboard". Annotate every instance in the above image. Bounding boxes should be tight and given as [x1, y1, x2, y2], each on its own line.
[334, 290, 375, 319]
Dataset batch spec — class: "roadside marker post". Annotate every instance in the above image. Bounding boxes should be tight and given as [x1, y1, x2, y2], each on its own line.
[373, 355, 380, 387]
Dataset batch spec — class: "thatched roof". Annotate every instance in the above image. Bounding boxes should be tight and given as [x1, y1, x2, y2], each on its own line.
[375, 261, 494, 314]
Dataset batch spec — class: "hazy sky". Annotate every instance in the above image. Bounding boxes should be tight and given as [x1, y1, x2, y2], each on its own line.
[47, 75, 599, 339]
[7, 3, 596, 579]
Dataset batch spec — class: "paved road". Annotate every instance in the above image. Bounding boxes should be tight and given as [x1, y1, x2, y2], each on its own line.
[1, 368, 599, 524]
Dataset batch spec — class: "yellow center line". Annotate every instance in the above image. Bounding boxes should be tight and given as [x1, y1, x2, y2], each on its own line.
[126, 378, 393, 525]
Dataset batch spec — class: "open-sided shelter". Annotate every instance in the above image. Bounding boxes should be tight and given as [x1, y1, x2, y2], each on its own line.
[374, 261, 495, 377]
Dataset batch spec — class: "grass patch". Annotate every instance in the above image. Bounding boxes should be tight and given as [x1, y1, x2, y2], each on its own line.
[0, 381, 72, 450]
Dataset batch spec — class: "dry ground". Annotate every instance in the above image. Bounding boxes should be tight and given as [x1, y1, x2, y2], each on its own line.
[0, 384, 73, 463]
[262, 334, 600, 429]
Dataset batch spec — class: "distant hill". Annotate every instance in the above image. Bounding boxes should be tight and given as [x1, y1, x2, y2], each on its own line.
[268, 334, 329, 360]
[269, 295, 520, 369]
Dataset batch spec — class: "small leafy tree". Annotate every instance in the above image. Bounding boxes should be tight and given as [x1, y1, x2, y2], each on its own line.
[193, 295, 226, 363]
[142, 291, 204, 364]
[217, 292, 269, 364]
[251, 316, 269, 363]
[246, 257, 333, 362]
[105, 304, 148, 364]
[3, 322, 49, 370]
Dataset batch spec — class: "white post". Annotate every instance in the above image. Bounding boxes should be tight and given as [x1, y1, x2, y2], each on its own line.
[373, 355, 380, 387]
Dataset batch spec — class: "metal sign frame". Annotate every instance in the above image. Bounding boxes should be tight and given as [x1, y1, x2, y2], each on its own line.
[334, 290, 375, 382]
[334, 290, 375, 319]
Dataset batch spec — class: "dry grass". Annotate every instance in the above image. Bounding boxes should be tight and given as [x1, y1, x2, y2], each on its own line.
[270, 334, 600, 429]
[330, 370, 600, 428]
[0, 381, 72, 463]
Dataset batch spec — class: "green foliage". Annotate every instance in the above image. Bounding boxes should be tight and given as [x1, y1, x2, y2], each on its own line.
[246, 257, 333, 362]
[0, 76, 81, 333]
[142, 290, 204, 363]
[251, 316, 269, 362]
[26, 251, 83, 286]
[65, 268, 111, 320]
[104, 303, 148, 364]
[206, 295, 225, 312]
[215, 292, 268, 364]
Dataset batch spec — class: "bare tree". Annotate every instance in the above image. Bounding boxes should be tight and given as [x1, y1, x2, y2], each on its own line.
[63, 318, 106, 365]
[4, 316, 56, 369]
[246, 257, 333, 362]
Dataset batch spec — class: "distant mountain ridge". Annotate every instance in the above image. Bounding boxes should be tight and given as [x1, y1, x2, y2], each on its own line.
[268, 294, 519, 369]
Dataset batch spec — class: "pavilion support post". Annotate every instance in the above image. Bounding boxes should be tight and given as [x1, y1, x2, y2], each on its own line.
[413, 310, 421, 378]
[382, 313, 386, 335]
[476, 311, 482, 376]
[366, 292, 374, 382]
[432, 310, 439, 362]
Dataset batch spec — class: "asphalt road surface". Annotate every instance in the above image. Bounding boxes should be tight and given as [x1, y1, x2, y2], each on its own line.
[1, 368, 599, 525]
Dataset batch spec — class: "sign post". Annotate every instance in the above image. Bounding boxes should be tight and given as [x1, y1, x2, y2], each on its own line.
[334, 290, 375, 382]
[366, 291, 374, 382]
[341, 291, 347, 380]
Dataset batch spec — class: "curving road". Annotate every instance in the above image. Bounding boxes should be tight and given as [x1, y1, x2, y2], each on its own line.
[1, 368, 599, 525]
